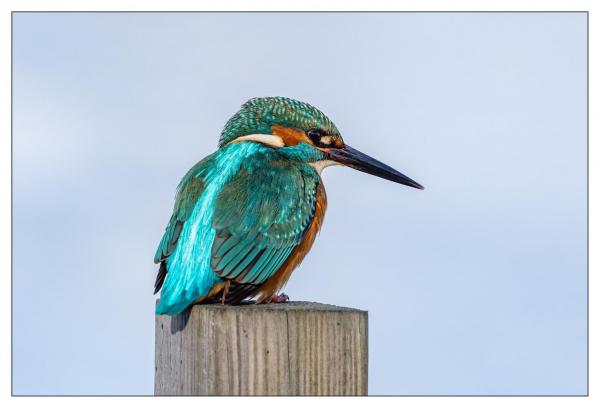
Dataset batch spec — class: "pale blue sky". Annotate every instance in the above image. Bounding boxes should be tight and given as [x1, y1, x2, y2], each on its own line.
[12, 12, 587, 395]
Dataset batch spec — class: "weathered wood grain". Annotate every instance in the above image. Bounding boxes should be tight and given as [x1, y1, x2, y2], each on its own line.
[155, 301, 368, 396]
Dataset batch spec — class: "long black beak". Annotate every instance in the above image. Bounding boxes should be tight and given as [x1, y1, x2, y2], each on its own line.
[327, 145, 424, 190]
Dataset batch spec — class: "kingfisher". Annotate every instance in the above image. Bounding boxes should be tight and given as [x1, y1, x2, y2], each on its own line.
[154, 97, 423, 315]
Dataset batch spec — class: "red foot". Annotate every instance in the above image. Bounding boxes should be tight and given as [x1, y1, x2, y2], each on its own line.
[270, 293, 289, 303]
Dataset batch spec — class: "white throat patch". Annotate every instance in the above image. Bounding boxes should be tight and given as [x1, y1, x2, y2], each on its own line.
[309, 160, 340, 175]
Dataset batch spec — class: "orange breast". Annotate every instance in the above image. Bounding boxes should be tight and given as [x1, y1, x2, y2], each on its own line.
[253, 181, 328, 303]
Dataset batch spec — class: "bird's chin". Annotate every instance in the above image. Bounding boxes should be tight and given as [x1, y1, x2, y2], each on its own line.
[308, 160, 340, 175]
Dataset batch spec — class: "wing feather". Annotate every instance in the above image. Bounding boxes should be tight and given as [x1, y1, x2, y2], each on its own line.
[210, 159, 319, 289]
[153, 158, 210, 291]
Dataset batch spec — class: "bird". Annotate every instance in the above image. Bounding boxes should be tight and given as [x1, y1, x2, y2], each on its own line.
[154, 97, 423, 315]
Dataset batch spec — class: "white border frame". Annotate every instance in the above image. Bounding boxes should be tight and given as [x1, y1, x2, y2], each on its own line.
[1, 2, 595, 407]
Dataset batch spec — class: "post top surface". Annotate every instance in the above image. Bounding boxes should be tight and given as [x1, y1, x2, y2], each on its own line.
[188, 301, 366, 314]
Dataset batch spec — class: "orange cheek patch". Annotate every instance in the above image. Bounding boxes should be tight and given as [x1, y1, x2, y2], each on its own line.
[271, 125, 311, 146]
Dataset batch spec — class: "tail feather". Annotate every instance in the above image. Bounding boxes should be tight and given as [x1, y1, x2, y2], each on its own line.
[225, 282, 258, 304]
[154, 261, 168, 295]
[200, 281, 257, 304]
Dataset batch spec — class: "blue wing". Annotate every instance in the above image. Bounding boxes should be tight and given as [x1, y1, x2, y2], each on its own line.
[154, 143, 320, 315]
[209, 159, 320, 302]
[153, 160, 207, 293]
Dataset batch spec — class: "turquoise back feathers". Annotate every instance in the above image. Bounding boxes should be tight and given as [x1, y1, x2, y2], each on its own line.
[155, 141, 322, 315]
[155, 143, 257, 314]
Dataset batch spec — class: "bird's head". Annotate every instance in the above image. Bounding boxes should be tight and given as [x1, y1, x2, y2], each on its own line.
[220, 96, 424, 189]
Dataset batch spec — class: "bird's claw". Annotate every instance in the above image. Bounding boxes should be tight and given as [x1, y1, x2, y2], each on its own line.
[269, 293, 289, 303]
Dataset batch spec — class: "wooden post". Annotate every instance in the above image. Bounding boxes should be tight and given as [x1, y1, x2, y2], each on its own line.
[155, 301, 368, 396]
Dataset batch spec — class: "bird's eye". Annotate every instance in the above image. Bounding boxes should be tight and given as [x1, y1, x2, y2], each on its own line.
[307, 128, 322, 143]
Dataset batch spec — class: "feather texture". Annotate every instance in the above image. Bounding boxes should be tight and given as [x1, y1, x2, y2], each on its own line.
[253, 181, 327, 302]
[210, 158, 320, 289]
[155, 142, 261, 314]
[154, 141, 322, 315]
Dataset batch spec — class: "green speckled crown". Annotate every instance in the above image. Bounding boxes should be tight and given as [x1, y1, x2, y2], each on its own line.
[219, 97, 340, 147]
